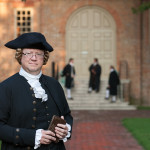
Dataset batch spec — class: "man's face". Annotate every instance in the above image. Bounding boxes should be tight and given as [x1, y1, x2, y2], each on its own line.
[21, 48, 44, 75]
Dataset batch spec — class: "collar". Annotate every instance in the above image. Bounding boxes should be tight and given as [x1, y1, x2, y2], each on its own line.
[19, 67, 48, 102]
[19, 67, 42, 80]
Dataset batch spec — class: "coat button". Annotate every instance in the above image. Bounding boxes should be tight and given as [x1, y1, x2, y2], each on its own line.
[16, 135, 19, 139]
[27, 146, 31, 150]
[16, 128, 20, 132]
[33, 101, 36, 104]
[30, 87, 33, 90]
[46, 106, 48, 109]
[47, 113, 49, 116]
[33, 117, 36, 120]
[32, 125, 35, 128]
[32, 94, 35, 97]
[33, 108, 37, 112]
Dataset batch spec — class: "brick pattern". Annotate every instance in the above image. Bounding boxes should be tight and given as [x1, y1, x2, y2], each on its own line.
[65, 110, 149, 150]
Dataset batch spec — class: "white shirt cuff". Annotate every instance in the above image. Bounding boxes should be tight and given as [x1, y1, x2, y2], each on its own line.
[34, 129, 42, 149]
[62, 123, 71, 142]
[34, 123, 71, 148]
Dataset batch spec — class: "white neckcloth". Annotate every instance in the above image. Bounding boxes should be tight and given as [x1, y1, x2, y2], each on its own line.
[19, 67, 48, 102]
[110, 68, 114, 73]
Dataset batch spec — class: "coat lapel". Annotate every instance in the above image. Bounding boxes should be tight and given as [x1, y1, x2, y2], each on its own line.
[40, 75, 63, 114]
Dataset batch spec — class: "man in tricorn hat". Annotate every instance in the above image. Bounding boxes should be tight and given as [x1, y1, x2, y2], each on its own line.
[0, 32, 73, 150]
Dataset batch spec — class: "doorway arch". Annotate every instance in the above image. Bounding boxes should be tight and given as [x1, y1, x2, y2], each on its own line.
[66, 6, 116, 79]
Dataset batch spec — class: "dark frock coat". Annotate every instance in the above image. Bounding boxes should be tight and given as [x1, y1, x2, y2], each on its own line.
[89, 64, 101, 91]
[108, 70, 120, 95]
[0, 73, 73, 150]
[62, 64, 75, 89]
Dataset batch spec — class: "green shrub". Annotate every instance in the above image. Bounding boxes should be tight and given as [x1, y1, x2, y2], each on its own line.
[137, 106, 150, 110]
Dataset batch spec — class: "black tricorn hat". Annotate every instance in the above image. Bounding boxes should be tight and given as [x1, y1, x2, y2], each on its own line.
[5, 32, 53, 52]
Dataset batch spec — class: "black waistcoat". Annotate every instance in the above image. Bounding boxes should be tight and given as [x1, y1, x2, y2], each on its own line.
[35, 82, 61, 130]
[35, 82, 65, 150]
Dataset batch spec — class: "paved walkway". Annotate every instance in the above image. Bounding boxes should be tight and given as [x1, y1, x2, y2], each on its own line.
[65, 110, 150, 150]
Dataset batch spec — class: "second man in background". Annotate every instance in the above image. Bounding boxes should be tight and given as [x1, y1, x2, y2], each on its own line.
[62, 58, 75, 100]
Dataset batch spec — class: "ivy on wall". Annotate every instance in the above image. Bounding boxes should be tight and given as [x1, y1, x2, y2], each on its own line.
[132, 2, 150, 13]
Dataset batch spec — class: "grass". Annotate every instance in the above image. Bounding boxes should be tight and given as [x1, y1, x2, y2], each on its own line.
[0, 140, 1, 149]
[122, 118, 150, 150]
[137, 106, 150, 110]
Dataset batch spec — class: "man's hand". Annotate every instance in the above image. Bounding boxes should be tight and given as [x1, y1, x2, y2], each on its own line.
[40, 130, 56, 144]
[55, 116, 68, 139]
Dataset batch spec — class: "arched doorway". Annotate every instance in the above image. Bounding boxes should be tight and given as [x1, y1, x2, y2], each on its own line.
[66, 6, 116, 79]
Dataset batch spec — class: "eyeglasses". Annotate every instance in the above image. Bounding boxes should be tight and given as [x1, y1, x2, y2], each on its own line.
[22, 52, 44, 59]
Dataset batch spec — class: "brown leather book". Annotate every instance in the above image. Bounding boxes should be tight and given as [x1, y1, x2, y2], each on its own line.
[48, 115, 66, 143]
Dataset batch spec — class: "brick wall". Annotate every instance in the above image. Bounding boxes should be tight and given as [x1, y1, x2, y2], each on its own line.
[141, 9, 150, 105]
[0, 0, 149, 105]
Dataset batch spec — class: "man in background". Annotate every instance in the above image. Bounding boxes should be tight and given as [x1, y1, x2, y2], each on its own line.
[88, 58, 101, 93]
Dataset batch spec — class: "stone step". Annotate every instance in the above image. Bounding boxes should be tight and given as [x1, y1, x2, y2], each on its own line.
[71, 92, 106, 95]
[60, 79, 136, 110]
[67, 100, 136, 110]
[67, 100, 128, 105]
[69, 106, 136, 110]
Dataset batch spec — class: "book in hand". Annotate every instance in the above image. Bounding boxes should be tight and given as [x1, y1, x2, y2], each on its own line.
[48, 115, 66, 143]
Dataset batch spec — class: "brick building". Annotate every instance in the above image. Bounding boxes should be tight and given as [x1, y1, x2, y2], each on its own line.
[0, 0, 149, 105]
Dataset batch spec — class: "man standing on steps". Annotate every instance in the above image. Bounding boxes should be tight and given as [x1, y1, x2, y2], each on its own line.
[88, 58, 102, 93]
[62, 58, 75, 100]
[108, 65, 120, 103]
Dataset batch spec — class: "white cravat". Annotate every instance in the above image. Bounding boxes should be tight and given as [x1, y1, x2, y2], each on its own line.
[19, 67, 48, 102]
[110, 68, 114, 73]
[69, 62, 74, 77]
[93, 62, 97, 66]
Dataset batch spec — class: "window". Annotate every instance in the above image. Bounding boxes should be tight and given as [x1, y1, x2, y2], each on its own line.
[16, 8, 32, 37]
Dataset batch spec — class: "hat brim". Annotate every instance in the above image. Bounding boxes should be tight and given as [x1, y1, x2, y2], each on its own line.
[5, 32, 54, 52]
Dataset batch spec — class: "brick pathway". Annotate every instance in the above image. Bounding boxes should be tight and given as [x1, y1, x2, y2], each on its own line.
[65, 110, 150, 150]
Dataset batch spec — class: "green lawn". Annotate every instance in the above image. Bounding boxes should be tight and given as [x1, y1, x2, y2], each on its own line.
[0, 140, 1, 149]
[122, 118, 150, 150]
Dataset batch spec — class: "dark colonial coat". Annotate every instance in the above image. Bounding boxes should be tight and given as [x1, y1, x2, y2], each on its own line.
[62, 64, 75, 89]
[89, 64, 101, 92]
[108, 70, 120, 95]
[0, 73, 73, 150]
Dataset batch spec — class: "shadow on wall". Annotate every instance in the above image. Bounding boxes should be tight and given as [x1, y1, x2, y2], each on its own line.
[119, 60, 131, 102]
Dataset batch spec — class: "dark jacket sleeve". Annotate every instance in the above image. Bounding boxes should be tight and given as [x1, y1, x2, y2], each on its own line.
[62, 65, 68, 77]
[89, 64, 93, 72]
[109, 71, 120, 86]
[57, 82, 73, 125]
[57, 82, 73, 139]
[44, 76, 73, 137]
[62, 64, 72, 77]
[96, 64, 101, 77]
[0, 81, 36, 146]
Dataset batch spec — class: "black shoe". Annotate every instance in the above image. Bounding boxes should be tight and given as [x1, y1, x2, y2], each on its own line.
[105, 97, 109, 100]
[68, 97, 74, 100]
[88, 91, 91, 93]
